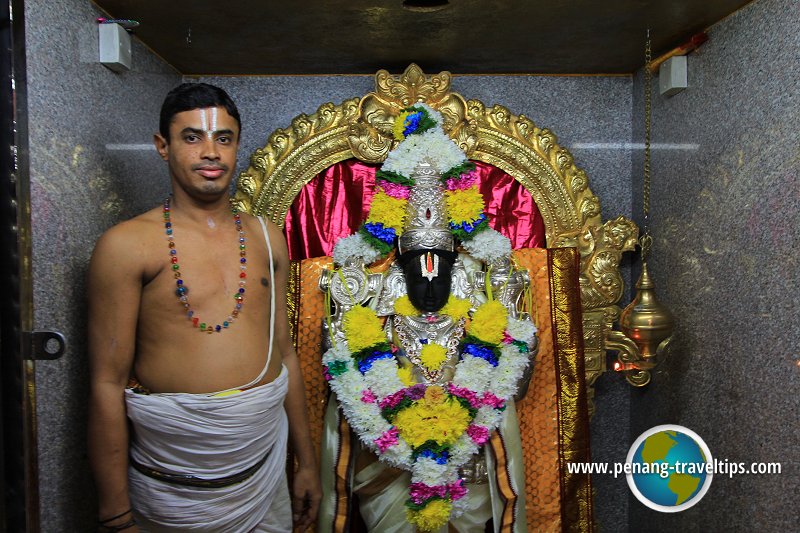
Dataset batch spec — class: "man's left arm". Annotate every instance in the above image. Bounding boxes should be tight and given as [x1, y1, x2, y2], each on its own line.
[269, 222, 321, 531]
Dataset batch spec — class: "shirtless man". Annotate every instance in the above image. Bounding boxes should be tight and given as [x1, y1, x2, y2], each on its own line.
[87, 83, 320, 532]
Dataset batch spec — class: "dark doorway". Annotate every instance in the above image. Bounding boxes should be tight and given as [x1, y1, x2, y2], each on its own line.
[1, 0, 38, 530]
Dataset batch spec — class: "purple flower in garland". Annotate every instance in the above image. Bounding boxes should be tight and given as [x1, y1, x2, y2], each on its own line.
[405, 383, 427, 400]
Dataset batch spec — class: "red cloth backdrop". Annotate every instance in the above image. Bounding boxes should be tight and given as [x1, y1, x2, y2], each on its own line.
[283, 159, 546, 261]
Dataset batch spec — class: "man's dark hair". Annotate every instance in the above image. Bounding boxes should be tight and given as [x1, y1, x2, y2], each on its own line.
[159, 82, 241, 141]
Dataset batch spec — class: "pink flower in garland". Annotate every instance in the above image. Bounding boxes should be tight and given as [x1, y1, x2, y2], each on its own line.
[375, 427, 399, 452]
[361, 390, 377, 404]
[502, 331, 515, 344]
[481, 391, 505, 409]
[447, 384, 481, 408]
[379, 389, 407, 410]
[445, 170, 479, 191]
[380, 181, 412, 200]
[409, 482, 448, 504]
[467, 424, 490, 445]
[447, 480, 468, 501]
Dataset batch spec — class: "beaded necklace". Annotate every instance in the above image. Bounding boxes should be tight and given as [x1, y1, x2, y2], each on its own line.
[163, 197, 246, 333]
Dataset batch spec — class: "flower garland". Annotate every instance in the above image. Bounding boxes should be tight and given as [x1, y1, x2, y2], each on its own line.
[325, 101, 537, 531]
[322, 298, 535, 531]
[333, 103, 511, 265]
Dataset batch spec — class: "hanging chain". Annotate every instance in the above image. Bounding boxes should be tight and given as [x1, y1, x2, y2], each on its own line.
[641, 29, 653, 260]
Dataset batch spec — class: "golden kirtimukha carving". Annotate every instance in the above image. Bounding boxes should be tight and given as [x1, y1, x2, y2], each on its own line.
[235, 63, 640, 405]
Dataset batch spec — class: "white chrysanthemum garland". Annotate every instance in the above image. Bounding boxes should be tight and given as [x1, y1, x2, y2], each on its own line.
[332, 102, 512, 265]
[322, 299, 536, 531]
[325, 102, 537, 531]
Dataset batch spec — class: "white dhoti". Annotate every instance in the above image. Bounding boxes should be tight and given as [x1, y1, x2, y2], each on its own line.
[126, 366, 291, 532]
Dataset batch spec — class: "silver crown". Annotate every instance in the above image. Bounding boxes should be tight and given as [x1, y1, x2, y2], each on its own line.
[398, 161, 455, 254]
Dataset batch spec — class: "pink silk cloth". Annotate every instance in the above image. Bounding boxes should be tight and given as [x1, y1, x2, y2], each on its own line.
[283, 159, 546, 261]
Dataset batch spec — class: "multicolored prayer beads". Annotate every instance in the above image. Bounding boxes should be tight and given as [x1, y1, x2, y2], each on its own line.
[163, 197, 246, 333]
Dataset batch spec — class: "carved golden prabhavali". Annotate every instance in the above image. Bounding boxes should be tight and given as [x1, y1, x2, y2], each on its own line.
[235, 64, 645, 403]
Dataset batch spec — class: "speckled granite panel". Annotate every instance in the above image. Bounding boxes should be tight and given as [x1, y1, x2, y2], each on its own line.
[628, 0, 800, 531]
[199, 72, 635, 531]
[25, 0, 181, 531]
[454, 76, 633, 223]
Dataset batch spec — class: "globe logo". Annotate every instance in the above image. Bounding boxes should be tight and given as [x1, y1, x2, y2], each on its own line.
[626, 424, 713, 512]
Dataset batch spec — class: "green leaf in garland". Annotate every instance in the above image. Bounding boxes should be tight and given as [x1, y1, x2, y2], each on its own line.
[440, 161, 476, 182]
[376, 169, 416, 186]
[326, 360, 349, 377]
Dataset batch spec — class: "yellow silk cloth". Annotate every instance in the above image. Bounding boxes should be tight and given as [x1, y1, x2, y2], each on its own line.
[289, 248, 593, 532]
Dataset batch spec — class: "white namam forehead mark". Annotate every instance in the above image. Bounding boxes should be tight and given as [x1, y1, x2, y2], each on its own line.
[210, 107, 218, 140]
[199, 109, 208, 135]
[195, 108, 222, 141]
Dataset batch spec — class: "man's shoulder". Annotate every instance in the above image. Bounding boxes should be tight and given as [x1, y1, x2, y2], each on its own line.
[93, 206, 162, 260]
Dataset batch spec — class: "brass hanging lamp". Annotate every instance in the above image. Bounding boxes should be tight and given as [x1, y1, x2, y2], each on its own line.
[618, 31, 675, 386]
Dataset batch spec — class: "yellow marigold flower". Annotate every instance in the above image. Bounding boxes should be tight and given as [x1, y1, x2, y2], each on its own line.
[397, 365, 415, 387]
[468, 300, 508, 344]
[441, 295, 471, 320]
[366, 192, 407, 232]
[393, 111, 411, 141]
[343, 306, 385, 352]
[407, 499, 452, 532]
[424, 385, 445, 404]
[394, 398, 471, 447]
[420, 344, 447, 373]
[393, 295, 418, 317]
[445, 187, 485, 223]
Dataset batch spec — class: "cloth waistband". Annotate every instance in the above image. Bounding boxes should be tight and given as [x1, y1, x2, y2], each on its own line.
[129, 448, 271, 489]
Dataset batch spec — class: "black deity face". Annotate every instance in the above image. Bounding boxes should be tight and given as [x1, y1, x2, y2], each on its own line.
[399, 249, 457, 313]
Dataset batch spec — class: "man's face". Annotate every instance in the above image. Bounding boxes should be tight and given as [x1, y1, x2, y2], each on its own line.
[401, 251, 453, 313]
[154, 106, 239, 199]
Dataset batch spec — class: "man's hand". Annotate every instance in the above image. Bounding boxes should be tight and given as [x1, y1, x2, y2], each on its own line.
[291, 465, 321, 532]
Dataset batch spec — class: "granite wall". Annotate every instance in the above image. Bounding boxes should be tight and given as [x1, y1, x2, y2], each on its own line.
[24, 0, 180, 530]
[628, 0, 800, 530]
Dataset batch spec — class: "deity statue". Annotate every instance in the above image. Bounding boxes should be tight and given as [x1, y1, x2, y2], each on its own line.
[318, 104, 538, 533]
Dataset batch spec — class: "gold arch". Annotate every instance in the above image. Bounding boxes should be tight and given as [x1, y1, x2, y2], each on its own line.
[234, 64, 639, 404]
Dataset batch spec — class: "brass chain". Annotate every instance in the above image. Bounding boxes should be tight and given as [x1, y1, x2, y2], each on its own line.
[643, 29, 652, 228]
[641, 30, 653, 260]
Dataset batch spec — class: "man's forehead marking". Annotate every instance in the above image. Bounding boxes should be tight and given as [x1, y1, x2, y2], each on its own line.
[199, 109, 208, 135]
[188, 108, 227, 140]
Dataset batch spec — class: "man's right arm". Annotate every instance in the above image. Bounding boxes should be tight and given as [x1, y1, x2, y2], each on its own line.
[87, 224, 144, 530]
